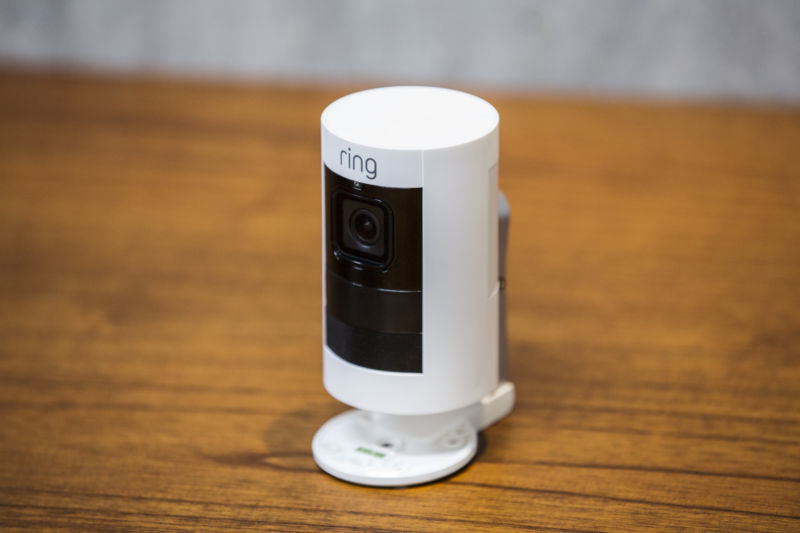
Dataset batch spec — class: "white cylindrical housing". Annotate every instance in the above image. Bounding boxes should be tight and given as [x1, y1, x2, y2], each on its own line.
[321, 86, 500, 415]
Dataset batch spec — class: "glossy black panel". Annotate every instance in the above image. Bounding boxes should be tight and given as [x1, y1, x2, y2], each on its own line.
[326, 312, 422, 373]
[325, 166, 421, 291]
[326, 270, 421, 333]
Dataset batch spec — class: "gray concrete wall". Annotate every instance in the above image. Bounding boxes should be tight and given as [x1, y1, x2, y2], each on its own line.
[1, 0, 799, 102]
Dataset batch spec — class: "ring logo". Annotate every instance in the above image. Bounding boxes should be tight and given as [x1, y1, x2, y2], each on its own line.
[340, 147, 377, 180]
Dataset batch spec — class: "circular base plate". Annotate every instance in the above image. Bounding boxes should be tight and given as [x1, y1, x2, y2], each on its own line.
[312, 409, 478, 487]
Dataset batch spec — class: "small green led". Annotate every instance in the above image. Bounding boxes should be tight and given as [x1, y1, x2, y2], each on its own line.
[356, 446, 386, 458]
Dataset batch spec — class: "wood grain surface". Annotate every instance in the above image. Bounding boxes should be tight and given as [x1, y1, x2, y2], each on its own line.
[0, 72, 798, 532]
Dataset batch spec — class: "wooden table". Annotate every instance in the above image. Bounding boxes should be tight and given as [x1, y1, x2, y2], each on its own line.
[1, 72, 798, 532]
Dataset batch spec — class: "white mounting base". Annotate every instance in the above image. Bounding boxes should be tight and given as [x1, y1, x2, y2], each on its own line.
[312, 410, 478, 487]
[312, 381, 515, 487]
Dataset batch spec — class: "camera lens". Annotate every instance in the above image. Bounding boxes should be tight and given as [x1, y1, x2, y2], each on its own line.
[350, 209, 380, 245]
[333, 190, 393, 268]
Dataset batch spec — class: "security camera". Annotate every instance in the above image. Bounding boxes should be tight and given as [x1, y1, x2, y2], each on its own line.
[312, 86, 515, 486]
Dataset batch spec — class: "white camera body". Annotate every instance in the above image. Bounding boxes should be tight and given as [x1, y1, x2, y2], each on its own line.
[313, 87, 514, 486]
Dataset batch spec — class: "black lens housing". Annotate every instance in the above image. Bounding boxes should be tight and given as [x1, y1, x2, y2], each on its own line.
[332, 190, 393, 268]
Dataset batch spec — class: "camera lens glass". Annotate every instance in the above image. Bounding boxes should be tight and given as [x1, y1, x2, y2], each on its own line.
[350, 209, 380, 245]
